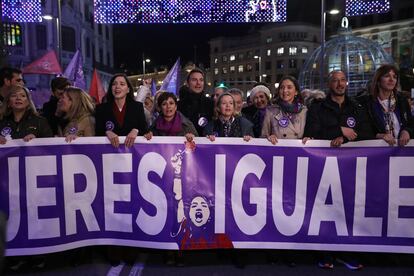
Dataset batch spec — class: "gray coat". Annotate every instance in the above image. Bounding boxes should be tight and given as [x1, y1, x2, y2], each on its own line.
[261, 105, 307, 139]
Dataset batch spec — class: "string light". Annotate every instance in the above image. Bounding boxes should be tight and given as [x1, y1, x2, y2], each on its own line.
[345, 0, 390, 17]
[2, 0, 42, 22]
[94, 0, 287, 24]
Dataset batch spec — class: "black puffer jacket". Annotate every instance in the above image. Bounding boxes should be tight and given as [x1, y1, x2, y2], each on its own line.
[304, 94, 367, 141]
[356, 93, 414, 139]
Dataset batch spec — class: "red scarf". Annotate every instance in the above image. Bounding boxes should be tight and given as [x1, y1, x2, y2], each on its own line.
[112, 102, 126, 127]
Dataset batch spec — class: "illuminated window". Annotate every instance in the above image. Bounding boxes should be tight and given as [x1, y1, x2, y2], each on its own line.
[289, 47, 297, 56]
[222, 67, 228, 74]
[214, 68, 219, 75]
[238, 65, 244, 73]
[301, 47, 308, 54]
[214, 58, 218, 64]
[230, 66, 235, 73]
[230, 55, 236, 61]
[277, 47, 284, 55]
[267, 49, 271, 56]
[2, 23, 22, 46]
[266, 37, 272, 43]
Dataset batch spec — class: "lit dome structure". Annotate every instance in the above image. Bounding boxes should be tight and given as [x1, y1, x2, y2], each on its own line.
[299, 18, 394, 96]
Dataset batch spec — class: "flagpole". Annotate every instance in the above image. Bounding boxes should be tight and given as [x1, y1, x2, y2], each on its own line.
[57, 0, 62, 66]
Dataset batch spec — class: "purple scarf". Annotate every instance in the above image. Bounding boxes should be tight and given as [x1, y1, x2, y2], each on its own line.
[156, 112, 183, 136]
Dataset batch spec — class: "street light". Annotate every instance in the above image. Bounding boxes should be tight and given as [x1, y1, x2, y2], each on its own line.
[320, 0, 340, 89]
[42, 0, 62, 66]
[254, 55, 262, 82]
[142, 53, 150, 76]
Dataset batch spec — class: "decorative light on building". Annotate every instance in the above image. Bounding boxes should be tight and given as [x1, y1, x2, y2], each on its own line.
[2, 0, 42, 22]
[345, 0, 391, 17]
[94, 0, 287, 24]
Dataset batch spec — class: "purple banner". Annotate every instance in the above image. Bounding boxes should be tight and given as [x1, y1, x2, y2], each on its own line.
[0, 137, 414, 256]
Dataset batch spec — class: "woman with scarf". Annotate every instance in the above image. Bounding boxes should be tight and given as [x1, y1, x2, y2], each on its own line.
[242, 84, 271, 137]
[357, 64, 413, 146]
[261, 76, 307, 144]
[95, 73, 152, 148]
[0, 85, 52, 144]
[204, 92, 253, 141]
[150, 92, 198, 140]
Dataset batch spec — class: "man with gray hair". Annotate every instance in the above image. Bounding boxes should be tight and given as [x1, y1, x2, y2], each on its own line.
[227, 88, 244, 115]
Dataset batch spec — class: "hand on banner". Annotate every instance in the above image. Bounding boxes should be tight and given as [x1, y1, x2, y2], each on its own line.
[185, 133, 195, 142]
[376, 133, 395, 146]
[398, 130, 410, 146]
[243, 135, 252, 142]
[302, 137, 312, 144]
[65, 134, 77, 143]
[23, 134, 36, 142]
[207, 135, 216, 142]
[143, 131, 153, 141]
[125, 129, 138, 147]
[267, 134, 278, 145]
[330, 136, 344, 147]
[106, 130, 119, 147]
[0, 136, 6, 144]
[341, 127, 357, 141]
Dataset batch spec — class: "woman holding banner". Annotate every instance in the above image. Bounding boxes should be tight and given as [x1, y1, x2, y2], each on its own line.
[0, 85, 52, 144]
[150, 92, 198, 140]
[261, 75, 307, 144]
[204, 92, 253, 141]
[95, 73, 152, 148]
[57, 87, 95, 142]
[357, 64, 413, 146]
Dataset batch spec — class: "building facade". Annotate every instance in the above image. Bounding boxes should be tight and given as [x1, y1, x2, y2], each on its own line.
[209, 23, 321, 96]
[352, 19, 414, 91]
[2, 0, 114, 105]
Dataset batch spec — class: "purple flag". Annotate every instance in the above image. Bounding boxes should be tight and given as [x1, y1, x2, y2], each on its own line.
[160, 58, 180, 95]
[150, 78, 157, 96]
[63, 50, 86, 89]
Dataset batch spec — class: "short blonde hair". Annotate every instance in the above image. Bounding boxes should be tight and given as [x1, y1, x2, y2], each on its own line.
[214, 92, 237, 119]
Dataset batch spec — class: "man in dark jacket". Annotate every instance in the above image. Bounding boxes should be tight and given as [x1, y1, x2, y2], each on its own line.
[178, 68, 214, 135]
[41, 77, 71, 135]
[304, 70, 366, 147]
[304, 70, 364, 270]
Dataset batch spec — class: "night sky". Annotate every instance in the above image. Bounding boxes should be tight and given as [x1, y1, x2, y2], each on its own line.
[114, 0, 321, 74]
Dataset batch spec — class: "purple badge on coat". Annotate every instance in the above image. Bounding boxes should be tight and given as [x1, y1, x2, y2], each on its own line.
[105, 121, 115, 131]
[346, 117, 356, 128]
[278, 117, 289, 128]
[1, 127, 12, 137]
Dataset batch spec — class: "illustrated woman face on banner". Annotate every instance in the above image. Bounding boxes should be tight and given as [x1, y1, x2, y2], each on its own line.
[189, 196, 210, 227]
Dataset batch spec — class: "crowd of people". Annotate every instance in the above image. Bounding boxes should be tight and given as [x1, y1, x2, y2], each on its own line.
[0, 64, 413, 149]
[0, 64, 413, 271]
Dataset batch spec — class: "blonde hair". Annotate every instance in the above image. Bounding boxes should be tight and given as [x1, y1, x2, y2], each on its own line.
[0, 85, 38, 120]
[63, 87, 95, 121]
